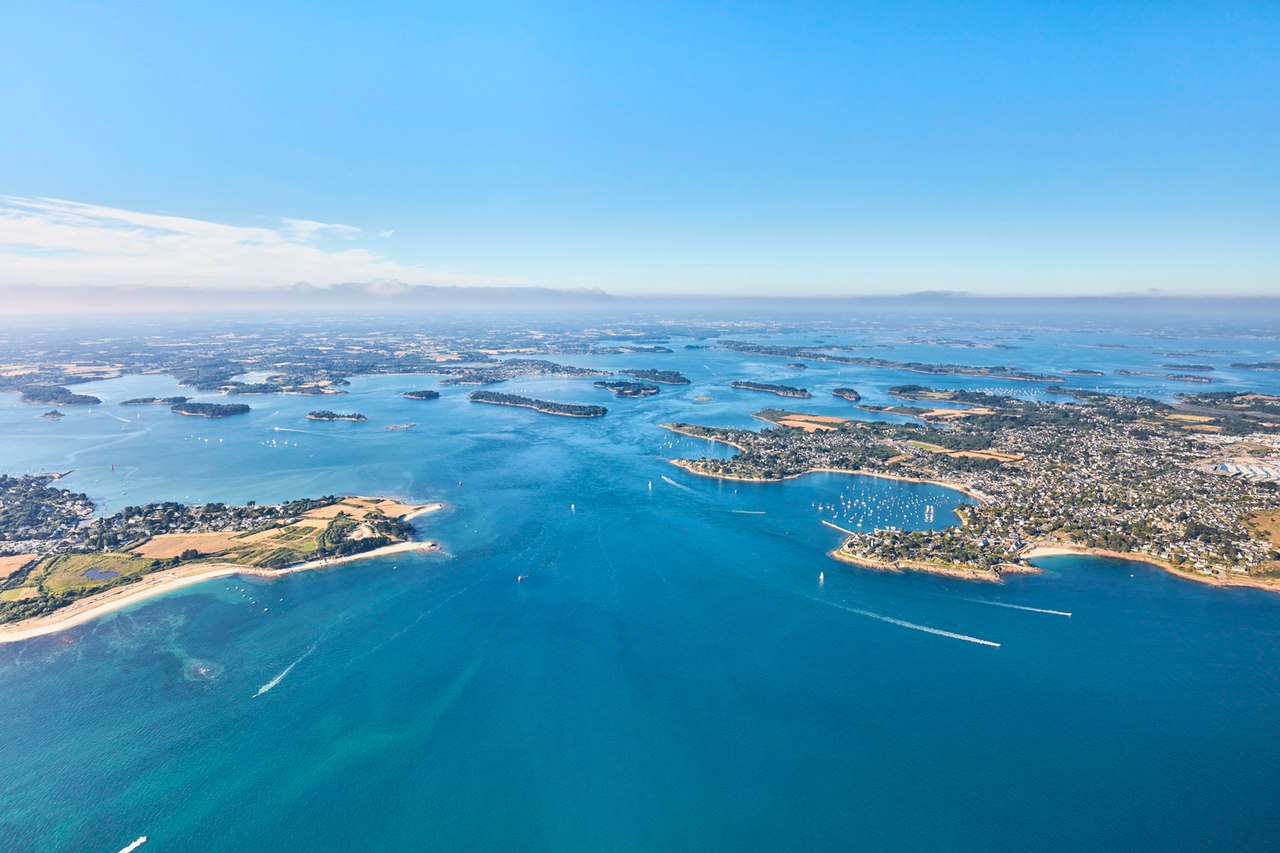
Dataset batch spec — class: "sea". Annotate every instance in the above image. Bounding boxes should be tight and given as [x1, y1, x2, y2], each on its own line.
[2, 322, 1279, 851]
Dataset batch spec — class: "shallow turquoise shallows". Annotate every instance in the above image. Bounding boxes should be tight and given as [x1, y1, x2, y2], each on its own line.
[2, 335, 1280, 852]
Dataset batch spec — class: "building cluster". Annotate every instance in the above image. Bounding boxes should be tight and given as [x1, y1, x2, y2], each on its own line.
[676, 392, 1280, 577]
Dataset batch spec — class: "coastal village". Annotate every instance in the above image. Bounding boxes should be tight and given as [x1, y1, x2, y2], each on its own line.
[668, 388, 1280, 585]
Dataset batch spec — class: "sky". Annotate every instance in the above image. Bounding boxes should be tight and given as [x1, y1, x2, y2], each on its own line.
[1, 1, 1277, 297]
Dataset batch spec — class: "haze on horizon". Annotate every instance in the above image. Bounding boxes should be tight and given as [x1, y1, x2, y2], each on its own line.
[1, 2, 1277, 300]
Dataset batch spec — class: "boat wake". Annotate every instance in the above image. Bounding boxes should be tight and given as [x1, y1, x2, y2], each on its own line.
[118, 837, 148, 853]
[965, 599, 1072, 617]
[253, 641, 319, 698]
[661, 475, 692, 491]
[822, 600, 1000, 647]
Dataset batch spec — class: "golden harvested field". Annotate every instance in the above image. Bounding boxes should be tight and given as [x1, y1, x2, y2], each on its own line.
[131, 532, 246, 559]
[922, 406, 995, 419]
[1247, 511, 1280, 549]
[0, 553, 37, 579]
[1164, 413, 1215, 423]
[302, 497, 424, 520]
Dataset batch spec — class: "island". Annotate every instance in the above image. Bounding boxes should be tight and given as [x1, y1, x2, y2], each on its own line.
[594, 380, 660, 398]
[0, 475, 444, 639]
[121, 396, 190, 405]
[785, 363, 808, 370]
[1162, 364, 1214, 372]
[403, 389, 441, 400]
[832, 387, 862, 402]
[620, 369, 690, 385]
[18, 385, 101, 405]
[41, 410, 64, 420]
[730, 380, 812, 398]
[307, 410, 367, 421]
[1115, 369, 1211, 383]
[170, 402, 251, 418]
[469, 391, 607, 418]
[1230, 362, 1280, 371]
[1063, 369, 1106, 376]
[662, 386, 1280, 589]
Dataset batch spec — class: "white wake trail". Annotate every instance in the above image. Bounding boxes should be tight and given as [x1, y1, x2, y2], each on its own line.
[117, 837, 147, 853]
[253, 641, 319, 698]
[823, 600, 1000, 648]
[661, 475, 693, 491]
[965, 599, 1072, 617]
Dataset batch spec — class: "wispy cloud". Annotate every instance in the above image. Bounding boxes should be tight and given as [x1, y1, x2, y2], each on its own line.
[0, 196, 488, 289]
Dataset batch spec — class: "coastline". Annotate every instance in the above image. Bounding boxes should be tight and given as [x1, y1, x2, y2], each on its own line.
[0, 540, 441, 644]
[1022, 543, 1280, 593]
[667, 456, 991, 504]
[828, 547, 1036, 583]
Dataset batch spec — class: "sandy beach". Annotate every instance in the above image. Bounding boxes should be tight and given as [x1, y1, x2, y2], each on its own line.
[1022, 542, 1280, 593]
[0, 540, 440, 644]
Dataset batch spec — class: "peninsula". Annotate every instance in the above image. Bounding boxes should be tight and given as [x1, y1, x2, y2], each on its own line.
[469, 391, 607, 418]
[0, 475, 444, 637]
[664, 387, 1280, 588]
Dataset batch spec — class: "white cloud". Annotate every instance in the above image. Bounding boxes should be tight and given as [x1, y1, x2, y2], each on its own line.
[0, 196, 486, 289]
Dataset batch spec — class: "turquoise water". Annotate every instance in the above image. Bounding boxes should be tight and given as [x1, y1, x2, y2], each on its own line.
[2, 332, 1280, 850]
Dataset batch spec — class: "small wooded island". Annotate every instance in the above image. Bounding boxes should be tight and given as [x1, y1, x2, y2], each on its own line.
[594, 380, 660, 398]
[832, 387, 862, 402]
[170, 402, 251, 418]
[620, 369, 690, 385]
[121, 396, 190, 405]
[730, 380, 812, 398]
[403, 389, 441, 400]
[19, 385, 101, 406]
[469, 391, 607, 417]
[307, 410, 367, 421]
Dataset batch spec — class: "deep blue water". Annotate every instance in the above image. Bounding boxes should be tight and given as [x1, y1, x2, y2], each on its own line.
[1, 330, 1279, 851]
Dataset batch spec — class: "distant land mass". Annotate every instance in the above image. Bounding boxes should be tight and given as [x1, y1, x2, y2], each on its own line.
[402, 389, 441, 400]
[5, 283, 1280, 318]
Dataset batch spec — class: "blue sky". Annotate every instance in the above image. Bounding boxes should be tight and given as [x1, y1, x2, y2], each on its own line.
[1, 1, 1277, 296]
